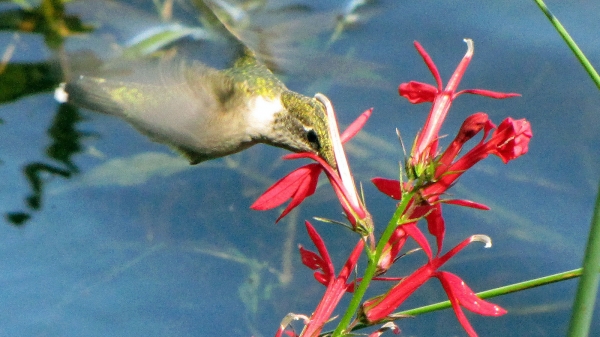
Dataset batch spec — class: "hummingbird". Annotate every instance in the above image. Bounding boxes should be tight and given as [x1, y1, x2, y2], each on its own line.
[55, 0, 336, 168]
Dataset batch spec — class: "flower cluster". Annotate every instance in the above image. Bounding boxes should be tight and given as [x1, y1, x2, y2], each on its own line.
[253, 39, 532, 337]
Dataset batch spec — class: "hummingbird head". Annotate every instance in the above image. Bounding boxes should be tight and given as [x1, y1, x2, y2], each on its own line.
[265, 90, 336, 169]
[224, 51, 336, 168]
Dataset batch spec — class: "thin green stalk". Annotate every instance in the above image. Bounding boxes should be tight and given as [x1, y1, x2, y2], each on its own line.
[532, 0, 600, 89]
[568, 182, 600, 337]
[331, 191, 414, 337]
[403, 268, 583, 316]
[532, 1, 600, 335]
[347, 268, 584, 333]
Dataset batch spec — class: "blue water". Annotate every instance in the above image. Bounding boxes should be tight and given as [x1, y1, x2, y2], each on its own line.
[0, 0, 599, 336]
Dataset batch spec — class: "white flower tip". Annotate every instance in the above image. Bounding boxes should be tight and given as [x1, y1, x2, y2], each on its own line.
[378, 322, 401, 335]
[463, 38, 474, 56]
[314, 92, 361, 208]
[54, 82, 68, 103]
[471, 234, 492, 248]
[279, 313, 310, 329]
[314, 93, 330, 107]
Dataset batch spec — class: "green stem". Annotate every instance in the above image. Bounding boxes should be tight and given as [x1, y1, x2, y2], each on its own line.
[568, 181, 600, 337]
[532, 0, 600, 90]
[532, 1, 600, 335]
[347, 268, 585, 333]
[331, 191, 414, 337]
[403, 268, 583, 316]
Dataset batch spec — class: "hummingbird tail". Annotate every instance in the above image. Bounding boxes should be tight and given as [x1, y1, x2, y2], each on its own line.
[58, 76, 125, 116]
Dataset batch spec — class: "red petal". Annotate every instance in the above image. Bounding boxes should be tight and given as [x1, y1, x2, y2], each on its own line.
[371, 177, 402, 200]
[339, 239, 365, 281]
[425, 204, 445, 256]
[313, 272, 330, 286]
[438, 272, 507, 316]
[437, 272, 479, 337]
[250, 164, 318, 210]
[413, 41, 443, 91]
[275, 165, 321, 221]
[444, 199, 490, 210]
[299, 246, 326, 272]
[281, 152, 317, 160]
[363, 263, 435, 322]
[457, 88, 521, 99]
[304, 221, 334, 278]
[492, 118, 532, 163]
[250, 164, 322, 222]
[299, 247, 330, 286]
[341, 108, 373, 143]
[403, 223, 432, 260]
[378, 227, 409, 272]
[436, 111, 491, 174]
[436, 234, 490, 267]
[398, 81, 438, 104]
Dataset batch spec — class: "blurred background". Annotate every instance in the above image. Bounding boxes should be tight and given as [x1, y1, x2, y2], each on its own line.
[0, 0, 599, 336]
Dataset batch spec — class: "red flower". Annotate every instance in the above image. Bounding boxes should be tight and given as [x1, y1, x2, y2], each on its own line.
[373, 40, 532, 248]
[251, 96, 372, 228]
[422, 115, 532, 199]
[270, 40, 528, 337]
[399, 39, 520, 169]
[372, 113, 530, 253]
[361, 235, 506, 337]
[251, 163, 322, 222]
[371, 113, 532, 205]
[297, 221, 364, 337]
[377, 222, 431, 274]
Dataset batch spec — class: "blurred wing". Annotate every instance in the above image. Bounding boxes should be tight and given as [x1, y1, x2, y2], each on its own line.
[201, 0, 387, 88]
[60, 58, 246, 163]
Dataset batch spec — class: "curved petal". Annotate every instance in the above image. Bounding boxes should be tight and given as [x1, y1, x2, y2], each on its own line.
[398, 81, 438, 104]
[436, 271, 478, 337]
[250, 163, 322, 222]
[425, 203, 445, 255]
[437, 271, 507, 316]
[371, 177, 402, 200]
[413, 41, 442, 91]
[403, 222, 432, 261]
[304, 221, 334, 279]
[457, 88, 521, 99]
[444, 199, 490, 210]
[491, 118, 532, 163]
[250, 164, 321, 211]
[341, 108, 373, 143]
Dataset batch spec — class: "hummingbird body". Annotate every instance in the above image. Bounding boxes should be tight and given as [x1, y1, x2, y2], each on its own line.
[56, 1, 336, 167]
[58, 47, 335, 167]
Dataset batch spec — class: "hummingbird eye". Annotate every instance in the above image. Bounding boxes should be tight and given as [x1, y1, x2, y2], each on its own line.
[306, 129, 321, 150]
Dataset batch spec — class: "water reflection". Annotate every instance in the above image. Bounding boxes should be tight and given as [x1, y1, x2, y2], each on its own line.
[0, 0, 91, 224]
[0, 2, 380, 334]
[1, 0, 599, 336]
[0, 0, 378, 226]
[1, 61, 85, 225]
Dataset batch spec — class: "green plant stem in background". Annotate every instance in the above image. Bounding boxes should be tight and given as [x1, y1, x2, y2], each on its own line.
[533, 0, 600, 90]
[568, 184, 600, 337]
[401, 268, 584, 317]
[532, 1, 600, 336]
[340, 268, 586, 334]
